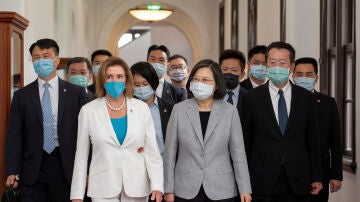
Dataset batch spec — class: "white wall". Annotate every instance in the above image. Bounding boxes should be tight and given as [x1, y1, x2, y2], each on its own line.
[257, 0, 280, 46]
[119, 31, 152, 67]
[150, 24, 193, 65]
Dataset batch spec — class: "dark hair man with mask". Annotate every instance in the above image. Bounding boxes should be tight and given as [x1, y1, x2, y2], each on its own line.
[219, 49, 248, 118]
[241, 42, 322, 201]
[147, 44, 187, 105]
[293, 57, 342, 202]
[167, 54, 190, 89]
[65, 57, 96, 101]
[87, 49, 112, 94]
[5, 38, 88, 201]
[241, 45, 268, 90]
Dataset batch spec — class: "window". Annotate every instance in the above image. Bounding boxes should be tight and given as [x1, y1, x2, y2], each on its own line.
[320, 0, 356, 173]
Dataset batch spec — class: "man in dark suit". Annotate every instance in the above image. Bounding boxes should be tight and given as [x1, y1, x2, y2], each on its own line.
[5, 38, 88, 202]
[65, 57, 97, 101]
[87, 49, 112, 94]
[293, 57, 343, 202]
[241, 42, 323, 201]
[219, 49, 248, 117]
[147, 45, 187, 105]
[241, 45, 268, 90]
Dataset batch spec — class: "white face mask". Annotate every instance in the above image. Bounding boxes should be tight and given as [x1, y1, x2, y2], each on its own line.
[189, 81, 214, 100]
[169, 68, 187, 81]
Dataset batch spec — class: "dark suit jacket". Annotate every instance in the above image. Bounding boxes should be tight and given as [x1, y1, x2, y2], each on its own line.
[161, 81, 187, 105]
[240, 78, 253, 90]
[87, 83, 96, 94]
[235, 85, 248, 119]
[157, 97, 173, 141]
[314, 91, 343, 182]
[241, 81, 322, 196]
[86, 89, 97, 101]
[5, 78, 88, 185]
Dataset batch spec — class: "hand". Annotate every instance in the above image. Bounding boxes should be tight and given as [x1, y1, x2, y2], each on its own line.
[6, 175, 19, 189]
[164, 193, 175, 202]
[330, 179, 342, 193]
[71, 200, 83, 202]
[151, 190, 163, 202]
[240, 193, 252, 202]
[310, 182, 323, 195]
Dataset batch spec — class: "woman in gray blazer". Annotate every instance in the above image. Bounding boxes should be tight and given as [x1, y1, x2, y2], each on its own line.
[164, 59, 252, 202]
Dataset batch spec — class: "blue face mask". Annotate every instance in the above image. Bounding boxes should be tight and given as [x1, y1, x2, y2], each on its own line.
[104, 81, 125, 99]
[151, 63, 166, 78]
[267, 66, 289, 85]
[69, 75, 88, 87]
[134, 85, 154, 101]
[250, 65, 267, 80]
[93, 65, 100, 76]
[33, 59, 55, 79]
[294, 77, 315, 91]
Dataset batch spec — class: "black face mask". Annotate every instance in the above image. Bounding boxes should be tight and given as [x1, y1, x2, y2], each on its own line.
[223, 73, 239, 89]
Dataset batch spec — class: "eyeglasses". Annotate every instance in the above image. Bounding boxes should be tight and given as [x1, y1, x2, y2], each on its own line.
[168, 65, 187, 71]
[190, 77, 214, 84]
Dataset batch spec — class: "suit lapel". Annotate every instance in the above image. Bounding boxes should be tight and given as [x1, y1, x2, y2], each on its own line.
[57, 79, 67, 125]
[204, 100, 222, 144]
[98, 98, 121, 145]
[30, 80, 43, 123]
[186, 99, 204, 147]
[158, 97, 170, 141]
[286, 84, 299, 136]
[262, 83, 279, 130]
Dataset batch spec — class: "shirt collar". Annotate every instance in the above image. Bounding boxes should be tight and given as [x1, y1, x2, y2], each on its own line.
[269, 80, 291, 94]
[150, 96, 159, 108]
[159, 77, 165, 84]
[38, 76, 59, 88]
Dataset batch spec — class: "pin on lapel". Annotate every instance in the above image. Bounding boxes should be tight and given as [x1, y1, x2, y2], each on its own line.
[316, 99, 320, 103]
[166, 90, 170, 93]
[63, 88, 67, 92]
[164, 109, 167, 113]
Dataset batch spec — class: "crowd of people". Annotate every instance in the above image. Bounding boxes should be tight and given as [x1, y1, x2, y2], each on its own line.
[5, 38, 343, 202]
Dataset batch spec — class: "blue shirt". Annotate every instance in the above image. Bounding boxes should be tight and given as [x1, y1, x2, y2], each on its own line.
[111, 116, 127, 145]
[149, 97, 164, 157]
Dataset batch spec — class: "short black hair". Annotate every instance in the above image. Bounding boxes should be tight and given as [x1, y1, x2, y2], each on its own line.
[91, 49, 112, 63]
[65, 57, 93, 73]
[130, 61, 159, 91]
[29, 38, 59, 56]
[147, 45, 170, 61]
[219, 49, 246, 71]
[186, 59, 226, 100]
[169, 54, 188, 65]
[294, 57, 318, 74]
[248, 45, 267, 61]
[267, 41, 296, 62]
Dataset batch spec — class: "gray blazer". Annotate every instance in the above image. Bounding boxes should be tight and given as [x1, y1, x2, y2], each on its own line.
[164, 98, 251, 200]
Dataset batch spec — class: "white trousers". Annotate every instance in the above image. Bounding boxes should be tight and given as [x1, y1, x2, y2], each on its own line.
[91, 189, 148, 202]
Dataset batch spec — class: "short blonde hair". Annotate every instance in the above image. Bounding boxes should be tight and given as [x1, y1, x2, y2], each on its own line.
[96, 56, 134, 98]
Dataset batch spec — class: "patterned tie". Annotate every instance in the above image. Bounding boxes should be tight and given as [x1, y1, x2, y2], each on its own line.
[278, 89, 288, 135]
[227, 91, 234, 105]
[42, 83, 56, 153]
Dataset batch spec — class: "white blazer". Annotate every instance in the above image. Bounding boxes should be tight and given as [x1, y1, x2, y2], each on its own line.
[70, 97, 163, 199]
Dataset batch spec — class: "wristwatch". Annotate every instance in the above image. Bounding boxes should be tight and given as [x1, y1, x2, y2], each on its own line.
[15, 174, 19, 181]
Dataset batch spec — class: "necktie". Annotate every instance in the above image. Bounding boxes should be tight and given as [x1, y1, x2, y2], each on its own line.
[42, 83, 56, 153]
[227, 91, 234, 105]
[278, 89, 288, 135]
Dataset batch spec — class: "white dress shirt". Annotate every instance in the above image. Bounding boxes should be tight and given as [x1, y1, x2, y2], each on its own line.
[38, 76, 59, 146]
[268, 80, 291, 124]
[156, 77, 165, 98]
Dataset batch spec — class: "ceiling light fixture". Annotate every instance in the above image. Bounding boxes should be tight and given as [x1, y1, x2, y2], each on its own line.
[129, 5, 173, 22]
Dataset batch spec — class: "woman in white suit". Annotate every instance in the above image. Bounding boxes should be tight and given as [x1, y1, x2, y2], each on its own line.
[164, 59, 251, 202]
[71, 57, 163, 202]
